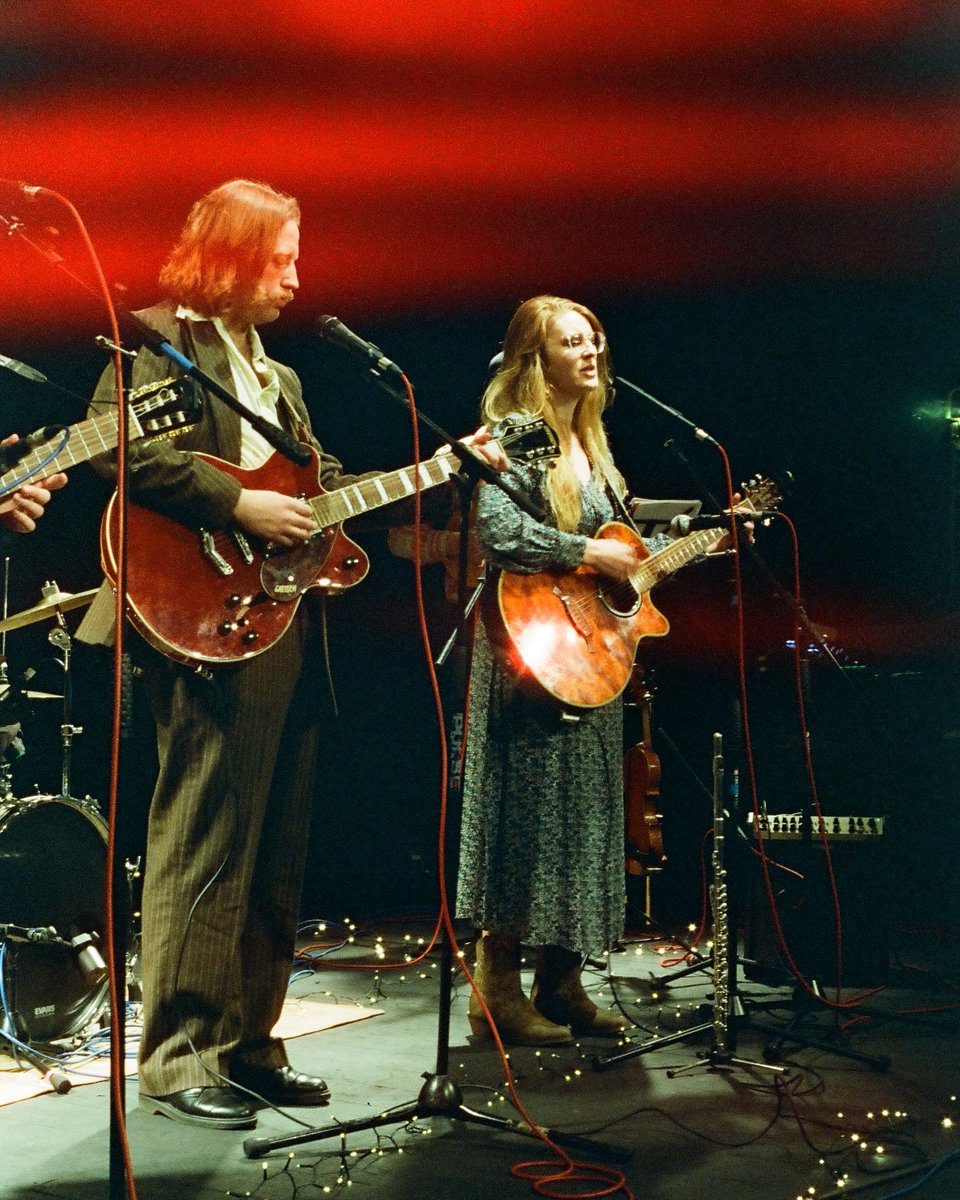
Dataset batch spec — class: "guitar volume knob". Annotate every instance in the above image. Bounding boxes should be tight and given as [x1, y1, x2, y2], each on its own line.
[242, 631, 258, 644]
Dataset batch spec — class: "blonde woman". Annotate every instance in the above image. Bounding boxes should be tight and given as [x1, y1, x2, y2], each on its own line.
[457, 296, 651, 1045]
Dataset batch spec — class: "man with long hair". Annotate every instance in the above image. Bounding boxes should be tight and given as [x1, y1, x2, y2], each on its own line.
[89, 179, 335, 1129]
[89, 179, 506, 1129]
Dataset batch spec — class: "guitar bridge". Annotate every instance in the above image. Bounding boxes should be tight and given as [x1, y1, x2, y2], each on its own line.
[552, 584, 593, 649]
[230, 529, 254, 564]
[200, 529, 233, 576]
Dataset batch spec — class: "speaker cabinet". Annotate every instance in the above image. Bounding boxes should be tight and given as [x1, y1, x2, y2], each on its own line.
[744, 832, 891, 988]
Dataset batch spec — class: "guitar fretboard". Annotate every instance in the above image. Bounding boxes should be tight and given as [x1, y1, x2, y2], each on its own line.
[310, 453, 456, 527]
[633, 525, 724, 592]
[0, 408, 144, 493]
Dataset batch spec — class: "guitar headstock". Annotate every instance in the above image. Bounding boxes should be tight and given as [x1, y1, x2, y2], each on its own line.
[736, 475, 783, 518]
[130, 377, 202, 439]
[497, 416, 560, 465]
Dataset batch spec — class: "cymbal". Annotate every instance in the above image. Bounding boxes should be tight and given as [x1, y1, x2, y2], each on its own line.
[23, 690, 63, 701]
[0, 588, 99, 633]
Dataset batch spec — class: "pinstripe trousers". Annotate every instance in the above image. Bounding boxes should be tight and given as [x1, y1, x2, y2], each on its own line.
[136, 611, 320, 1097]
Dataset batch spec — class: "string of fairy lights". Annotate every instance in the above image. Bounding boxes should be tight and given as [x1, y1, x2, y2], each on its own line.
[2, 916, 958, 1197]
[221, 921, 959, 1199]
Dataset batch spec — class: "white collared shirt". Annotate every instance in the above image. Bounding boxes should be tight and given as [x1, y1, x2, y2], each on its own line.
[176, 306, 282, 468]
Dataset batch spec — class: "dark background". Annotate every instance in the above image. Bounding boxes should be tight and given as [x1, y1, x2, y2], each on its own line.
[1, 3, 958, 949]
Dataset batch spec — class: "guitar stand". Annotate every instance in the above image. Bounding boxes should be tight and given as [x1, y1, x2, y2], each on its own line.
[245, 456, 620, 1166]
[751, 980, 891, 1070]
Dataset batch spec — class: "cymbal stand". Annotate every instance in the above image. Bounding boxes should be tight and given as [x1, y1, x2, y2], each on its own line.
[0, 659, 19, 805]
[46, 618, 84, 804]
[594, 734, 785, 1076]
[0, 557, 17, 803]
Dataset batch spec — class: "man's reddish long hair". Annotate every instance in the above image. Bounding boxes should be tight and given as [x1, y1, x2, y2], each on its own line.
[159, 179, 300, 317]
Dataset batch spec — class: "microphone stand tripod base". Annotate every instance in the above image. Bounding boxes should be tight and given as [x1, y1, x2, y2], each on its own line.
[243, 1066, 630, 1163]
[666, 1046, 787, 1080]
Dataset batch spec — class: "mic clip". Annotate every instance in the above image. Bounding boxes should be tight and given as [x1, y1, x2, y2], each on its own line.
[94, 335, 138, 361]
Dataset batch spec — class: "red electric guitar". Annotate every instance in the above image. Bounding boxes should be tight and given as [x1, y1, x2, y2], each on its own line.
[101, 416, 558, 667]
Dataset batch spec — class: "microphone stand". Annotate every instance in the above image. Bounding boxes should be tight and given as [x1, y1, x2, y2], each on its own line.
[244, 365, 619, 1164]
[1, 198, 139, 1198]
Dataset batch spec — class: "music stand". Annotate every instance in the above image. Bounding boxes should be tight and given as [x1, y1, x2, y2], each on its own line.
[628, 497, 701, 538]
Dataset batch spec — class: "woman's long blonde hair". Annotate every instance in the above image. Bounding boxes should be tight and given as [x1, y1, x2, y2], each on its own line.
[482, 295, 624, 531]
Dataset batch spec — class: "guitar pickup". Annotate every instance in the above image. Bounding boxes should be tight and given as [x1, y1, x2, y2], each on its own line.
[230, 529, 254, 564]
[200, 529, 234, 576]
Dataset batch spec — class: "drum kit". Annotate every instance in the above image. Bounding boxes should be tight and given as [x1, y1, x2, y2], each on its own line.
[0, 580, 111, 1050]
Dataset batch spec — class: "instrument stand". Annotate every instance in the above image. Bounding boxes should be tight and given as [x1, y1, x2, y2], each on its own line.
[594, 735, 785, 1076]
[641, 723, 764, 988]
[757, 980, 892, 1069]
[245, 460, 617, 1164]
[47, 618, 83, 802]
[0, 659, 21, 805]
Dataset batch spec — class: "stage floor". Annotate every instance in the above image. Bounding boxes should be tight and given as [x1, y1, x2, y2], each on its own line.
[2, 922, 959, 1200]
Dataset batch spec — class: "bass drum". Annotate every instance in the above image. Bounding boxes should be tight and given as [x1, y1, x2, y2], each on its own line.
[0, 795, 109, 1043]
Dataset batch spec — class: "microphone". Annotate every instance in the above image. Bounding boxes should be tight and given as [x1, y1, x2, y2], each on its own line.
[70, 932, 108, 986]
[0, 923, 61, 944]
[9, 1041, 71, 1094]
[0, 353, 48, 384]
[316, 316, 403, 377]
[670, 512, 755, 535]
[0, 922, 106, 984]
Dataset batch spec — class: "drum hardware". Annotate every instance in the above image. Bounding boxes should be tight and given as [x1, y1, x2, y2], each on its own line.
[46, 621, 83, 802]
[124, 856, 143, 1002]
[0, 923, 105, 984]
[0, 575, 111, 1048]
[0, 601, 24, 798]
[0, 576, 97, 803]
[0, 711, 24, 803]
[0, 795, 110, 1044]
[0, 580, 99, 635]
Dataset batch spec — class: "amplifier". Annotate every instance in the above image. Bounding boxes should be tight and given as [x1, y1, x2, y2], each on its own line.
[744, 814, 890, 987]
[748, 813, 885, 841]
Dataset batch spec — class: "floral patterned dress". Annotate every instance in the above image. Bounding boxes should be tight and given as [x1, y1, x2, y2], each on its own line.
[455, 419, 633, 956]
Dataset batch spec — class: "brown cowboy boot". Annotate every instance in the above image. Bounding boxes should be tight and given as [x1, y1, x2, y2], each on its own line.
[467, 932, 573, 1046]
[532, 945, 627, 1036]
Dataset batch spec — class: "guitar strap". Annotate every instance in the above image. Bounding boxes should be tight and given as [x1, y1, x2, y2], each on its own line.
[277, 390, 315, 448]
[606, 482, 643, 536]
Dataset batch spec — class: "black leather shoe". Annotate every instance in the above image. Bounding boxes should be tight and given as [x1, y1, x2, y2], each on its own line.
[140, 1086, 257, 1129]
[231, 1063, 331, 1106]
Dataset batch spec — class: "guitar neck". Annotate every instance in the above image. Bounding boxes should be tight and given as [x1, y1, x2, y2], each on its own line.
[310, 452, 456, 527]
[634, 525, 726, 591]
[0, 408, 140, 492]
